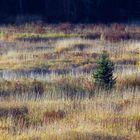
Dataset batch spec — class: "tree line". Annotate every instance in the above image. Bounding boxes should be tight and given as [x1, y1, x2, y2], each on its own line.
[0, 0, 139, 23]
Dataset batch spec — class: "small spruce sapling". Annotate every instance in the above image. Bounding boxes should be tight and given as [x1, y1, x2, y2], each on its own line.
[93, 51, 116, 90]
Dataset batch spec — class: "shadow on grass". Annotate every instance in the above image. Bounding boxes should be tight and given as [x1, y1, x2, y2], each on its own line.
[63, 131, 128, 140]
[43, 131, 128, 140]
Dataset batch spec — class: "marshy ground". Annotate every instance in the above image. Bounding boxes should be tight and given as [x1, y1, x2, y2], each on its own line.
[0, 23, 140, 140]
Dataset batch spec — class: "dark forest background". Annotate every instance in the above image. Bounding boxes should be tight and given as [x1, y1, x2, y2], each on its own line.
[0, 0, 140, 23]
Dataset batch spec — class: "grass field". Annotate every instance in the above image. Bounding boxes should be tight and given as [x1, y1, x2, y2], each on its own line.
[0, 23, 140, 140]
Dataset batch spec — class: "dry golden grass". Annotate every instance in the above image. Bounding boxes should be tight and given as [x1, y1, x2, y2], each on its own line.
[0, 93, 140, 140]
[0, 23, 140, 140]
[0, 39, 139, 72]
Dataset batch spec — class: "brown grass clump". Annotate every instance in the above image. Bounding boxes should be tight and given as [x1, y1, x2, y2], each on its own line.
[104, 32, 130, 42]
[117, 74, 140, 89]
[135, 117, 140, 132]
[0, 106, 28, 118]
[111, 23, 126, 32]
[0, 79, 45, 98]
[84, 32, 101, 40]
[56, 23, 72, 33]
[43, 110, 66, 124]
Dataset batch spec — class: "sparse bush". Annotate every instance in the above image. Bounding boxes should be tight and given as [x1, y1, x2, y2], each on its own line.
[31, 79, 44, 98]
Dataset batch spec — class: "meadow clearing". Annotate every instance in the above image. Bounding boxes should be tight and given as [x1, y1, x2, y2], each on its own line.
[0, 23, 140, 140]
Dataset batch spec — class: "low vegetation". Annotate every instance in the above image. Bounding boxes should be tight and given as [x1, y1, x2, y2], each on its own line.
[0, 23, 140, 140]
